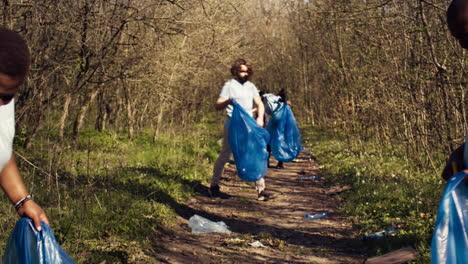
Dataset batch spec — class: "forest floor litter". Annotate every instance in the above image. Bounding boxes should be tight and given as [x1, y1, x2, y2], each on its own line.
[155, 151, 367, 263]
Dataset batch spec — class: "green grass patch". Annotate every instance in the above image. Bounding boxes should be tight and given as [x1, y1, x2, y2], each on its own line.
[302, 125, 445, 263]
[3, 124, 221, 262]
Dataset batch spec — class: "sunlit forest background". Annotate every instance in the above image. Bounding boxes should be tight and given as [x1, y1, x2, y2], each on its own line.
[0, 0, 464, 262]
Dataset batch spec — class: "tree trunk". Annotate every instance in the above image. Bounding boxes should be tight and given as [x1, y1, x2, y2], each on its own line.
[123, 85, 134, 140]
[73, 85, 100, 140]
[58, 93, 72, 141]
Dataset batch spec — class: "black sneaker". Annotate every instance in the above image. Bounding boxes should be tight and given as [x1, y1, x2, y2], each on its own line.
[257, 190, 275, 201]
[275, 162, 284, 169]
[208, 185, 221, 197]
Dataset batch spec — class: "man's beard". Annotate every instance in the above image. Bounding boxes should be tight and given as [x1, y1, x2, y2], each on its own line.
[237, 76, 248, 84]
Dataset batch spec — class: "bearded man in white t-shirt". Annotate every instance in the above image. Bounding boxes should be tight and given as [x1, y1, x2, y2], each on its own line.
[209, 58, 274, 201]
[0, 27, 49, 231]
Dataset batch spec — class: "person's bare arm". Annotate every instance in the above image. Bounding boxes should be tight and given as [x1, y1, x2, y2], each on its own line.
[0, 154, 49, 230]
[253, 96, 265, 127]
[215, 97, 232, 111]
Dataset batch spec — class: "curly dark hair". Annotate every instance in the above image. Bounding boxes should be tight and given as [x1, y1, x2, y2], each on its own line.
[277, 88, 288, 102]
[230, 58, 253, 79]
[0, 27, 30, 81]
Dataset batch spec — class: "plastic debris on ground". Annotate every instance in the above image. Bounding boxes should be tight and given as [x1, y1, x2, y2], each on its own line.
[267, 103, 302, 162]
[304, 212, 330, 220]
[248, 241, 266, 248]
[299, 175, 321, 180]
[363, 226, 397, 240]
[229, 100, 270, 182]
[431, 171, 468, 264]
[2, 218, 75, 264]
[188, 214, 231, 234]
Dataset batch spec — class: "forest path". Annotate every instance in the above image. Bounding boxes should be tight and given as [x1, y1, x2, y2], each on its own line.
[154, 152, 366, 264]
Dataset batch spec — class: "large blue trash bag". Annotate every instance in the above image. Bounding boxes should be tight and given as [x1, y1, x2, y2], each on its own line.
[267, 103, 302, 162]
[431, 172, 468, 264]
[228, 100, 270, 182]
[2, 218, 75, 264]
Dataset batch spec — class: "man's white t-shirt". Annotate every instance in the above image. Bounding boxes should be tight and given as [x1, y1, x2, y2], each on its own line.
[0, 99, 15, 172]
[219, 79, 259, 117]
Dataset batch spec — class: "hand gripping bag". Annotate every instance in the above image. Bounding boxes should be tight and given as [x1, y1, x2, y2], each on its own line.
[228, 100, 270, 182]
[2, 218, 75, 264]
[431, 172, 468, 264]
[267, 103, 302, 162]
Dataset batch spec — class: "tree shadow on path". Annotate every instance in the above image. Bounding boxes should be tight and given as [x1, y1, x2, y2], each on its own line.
[109, 162, 365, 263]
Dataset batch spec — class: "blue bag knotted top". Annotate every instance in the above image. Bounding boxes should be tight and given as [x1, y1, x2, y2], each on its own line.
[228, 100, 270, 182]
[2, 218, 75, 264]
[267, 102, 302, 162]
[431, 172, 468, 264]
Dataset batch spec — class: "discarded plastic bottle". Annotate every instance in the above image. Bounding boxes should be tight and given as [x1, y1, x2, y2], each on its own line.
[387, 226, 397, 234]
[304, 212, 330, 220]
[300, 175, 321, 180]
[363, 230, 386, 240]
[363, 226, 397, 240]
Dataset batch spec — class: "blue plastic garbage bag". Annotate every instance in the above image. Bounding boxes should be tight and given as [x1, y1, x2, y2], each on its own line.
[2, 218, 75, 264]
[431, 172, 468, 264]
[267, 103, 302, 162]
[228, 100, 270, 182]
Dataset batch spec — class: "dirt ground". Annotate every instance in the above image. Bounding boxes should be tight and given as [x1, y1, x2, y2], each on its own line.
[154, 152, 367, 264]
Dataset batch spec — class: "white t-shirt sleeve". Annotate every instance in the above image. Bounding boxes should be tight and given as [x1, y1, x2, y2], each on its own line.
[252, 85, 260, 98]
[219, 82, 230, 99]
[0, 99, 15, 172]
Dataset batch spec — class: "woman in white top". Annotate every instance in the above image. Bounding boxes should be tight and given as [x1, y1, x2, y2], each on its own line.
[0, 27, 49, 231]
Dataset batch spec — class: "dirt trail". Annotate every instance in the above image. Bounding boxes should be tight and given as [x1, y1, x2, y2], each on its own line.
[155, 152, 366, 264]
